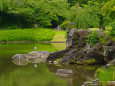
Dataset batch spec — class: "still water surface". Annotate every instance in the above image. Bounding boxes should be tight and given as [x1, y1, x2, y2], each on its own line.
[0, 43, 100, 86]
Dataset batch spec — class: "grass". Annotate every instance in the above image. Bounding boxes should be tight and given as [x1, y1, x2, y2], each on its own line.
[51, 43, 66, 51]
[104, 30, 115, 40]
[51, 30, 66, 42]
[96, 66, 115, 85]
[89, 28, 99, 31]
[0, 28, 55, 42]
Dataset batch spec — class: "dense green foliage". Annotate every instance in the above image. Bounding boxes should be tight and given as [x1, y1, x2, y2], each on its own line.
[0, 0, 114, 29]
[110, 22, 115, 35]
[65, 30, 70, 38]
[96, 66, 115, 85]
[101, 0, 115, 34]
[0, 0, 69, 28]
[68, 1, 102, 29]
[60, 21, 71, 30]
[99, 37, 106, 45]
[0, 29, 55, 41]
[88, 31, 99, 47]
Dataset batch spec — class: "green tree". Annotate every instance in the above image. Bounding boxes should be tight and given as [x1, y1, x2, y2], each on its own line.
[101, 0, 115, 20]
[0, 0, 69, 28]
[68, 1, 101, 29]
[102, 0, 115, 35]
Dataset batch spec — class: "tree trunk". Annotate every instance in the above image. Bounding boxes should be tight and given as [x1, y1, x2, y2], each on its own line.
[34, 23, 38, 29]
[99, 14, 105, 30]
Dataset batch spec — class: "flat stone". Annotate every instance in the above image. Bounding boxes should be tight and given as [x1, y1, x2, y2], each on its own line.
[56, 69, 74, 77]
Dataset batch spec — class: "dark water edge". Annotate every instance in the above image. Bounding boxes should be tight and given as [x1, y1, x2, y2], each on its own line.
[0, 41, 66, 44]
[0, 43, 101, 86]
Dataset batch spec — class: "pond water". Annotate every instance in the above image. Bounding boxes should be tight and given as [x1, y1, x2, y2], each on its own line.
[0, 43, 100, 86]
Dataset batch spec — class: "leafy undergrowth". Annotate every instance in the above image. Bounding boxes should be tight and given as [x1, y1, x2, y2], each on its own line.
[104, 30, 115, 41]
[0, 28, 55, 41]
[89, 27, 115, 41]
[96, 66, 115, 85]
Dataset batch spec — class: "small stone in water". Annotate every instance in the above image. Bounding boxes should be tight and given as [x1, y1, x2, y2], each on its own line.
[84, 82, 87, 86]
[54, 61, 56, 64]
[49, 61, 52, 63]
[96, 78, 99, 82]
[96, 78, 99, 81]
[93, 80, 96, 83]
[88, 81, 93, 85]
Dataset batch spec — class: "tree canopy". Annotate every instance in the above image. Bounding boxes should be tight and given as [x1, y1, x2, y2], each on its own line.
[0, 0, 114, 29]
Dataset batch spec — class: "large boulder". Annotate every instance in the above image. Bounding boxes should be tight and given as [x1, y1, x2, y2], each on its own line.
[66, 29, 78, 48]
[77, 30, 90, 38]
[77, 30, 90, 47]
[12, 54, 29, 65]
[61, 42, 104, 64]
[12, 51, 50, 65]
[106, 41, 115, 46]
[108, 59, 115, 66]
[28, 51, 50, 63]
[61, 48, 80, 64]
[97, 29, 105, 37]
[104, 46, 115, 59]
[12, 54, 28, 59]
[82, 42, 104, 64]
[85, 42, 102, 52]
[66, 29, 90, 48]
[28, 51, 49, 58]
[46, 49, 70, 63]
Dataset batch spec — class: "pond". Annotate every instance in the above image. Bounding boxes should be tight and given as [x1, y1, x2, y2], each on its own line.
[0, 43, 100, 86]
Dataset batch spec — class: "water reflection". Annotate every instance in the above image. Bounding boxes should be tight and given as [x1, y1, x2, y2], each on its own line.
[47, 64, 100, 86]
[0, 57, 100, 86]
[0, 43, 66, 86]
[0, 43, 101, 86]
[0, 63, 67, 86]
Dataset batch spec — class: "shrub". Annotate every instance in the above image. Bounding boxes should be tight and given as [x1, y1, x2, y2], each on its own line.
[65, 30, 70, 38]
[99, 37, 106, 45]
[88, 31, 99, 47]
[110, 22, 115, 36]
[60, 21, 71, 30]
[76, 40, 79, 44]
[1, 24, 19, 30]
[56, 59, 61, 62]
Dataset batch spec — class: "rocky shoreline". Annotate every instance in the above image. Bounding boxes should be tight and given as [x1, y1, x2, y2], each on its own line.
[12, 29, 115, 86]
[12, 29, 115, 66]
[47, 29, 115, 66]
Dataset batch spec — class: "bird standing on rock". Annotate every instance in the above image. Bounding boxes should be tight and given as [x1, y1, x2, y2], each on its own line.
[34, 64, 37, 68]
[34, 47, 37, 51]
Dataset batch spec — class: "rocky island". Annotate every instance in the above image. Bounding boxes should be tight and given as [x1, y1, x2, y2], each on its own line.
[12, 29, 115, 66]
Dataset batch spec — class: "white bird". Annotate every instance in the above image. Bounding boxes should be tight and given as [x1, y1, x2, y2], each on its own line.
[34, 64, 37, 68]
[34, 46, 37, 51]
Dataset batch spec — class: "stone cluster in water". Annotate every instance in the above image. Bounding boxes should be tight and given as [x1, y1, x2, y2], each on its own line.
[82, 79, 100, 86]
